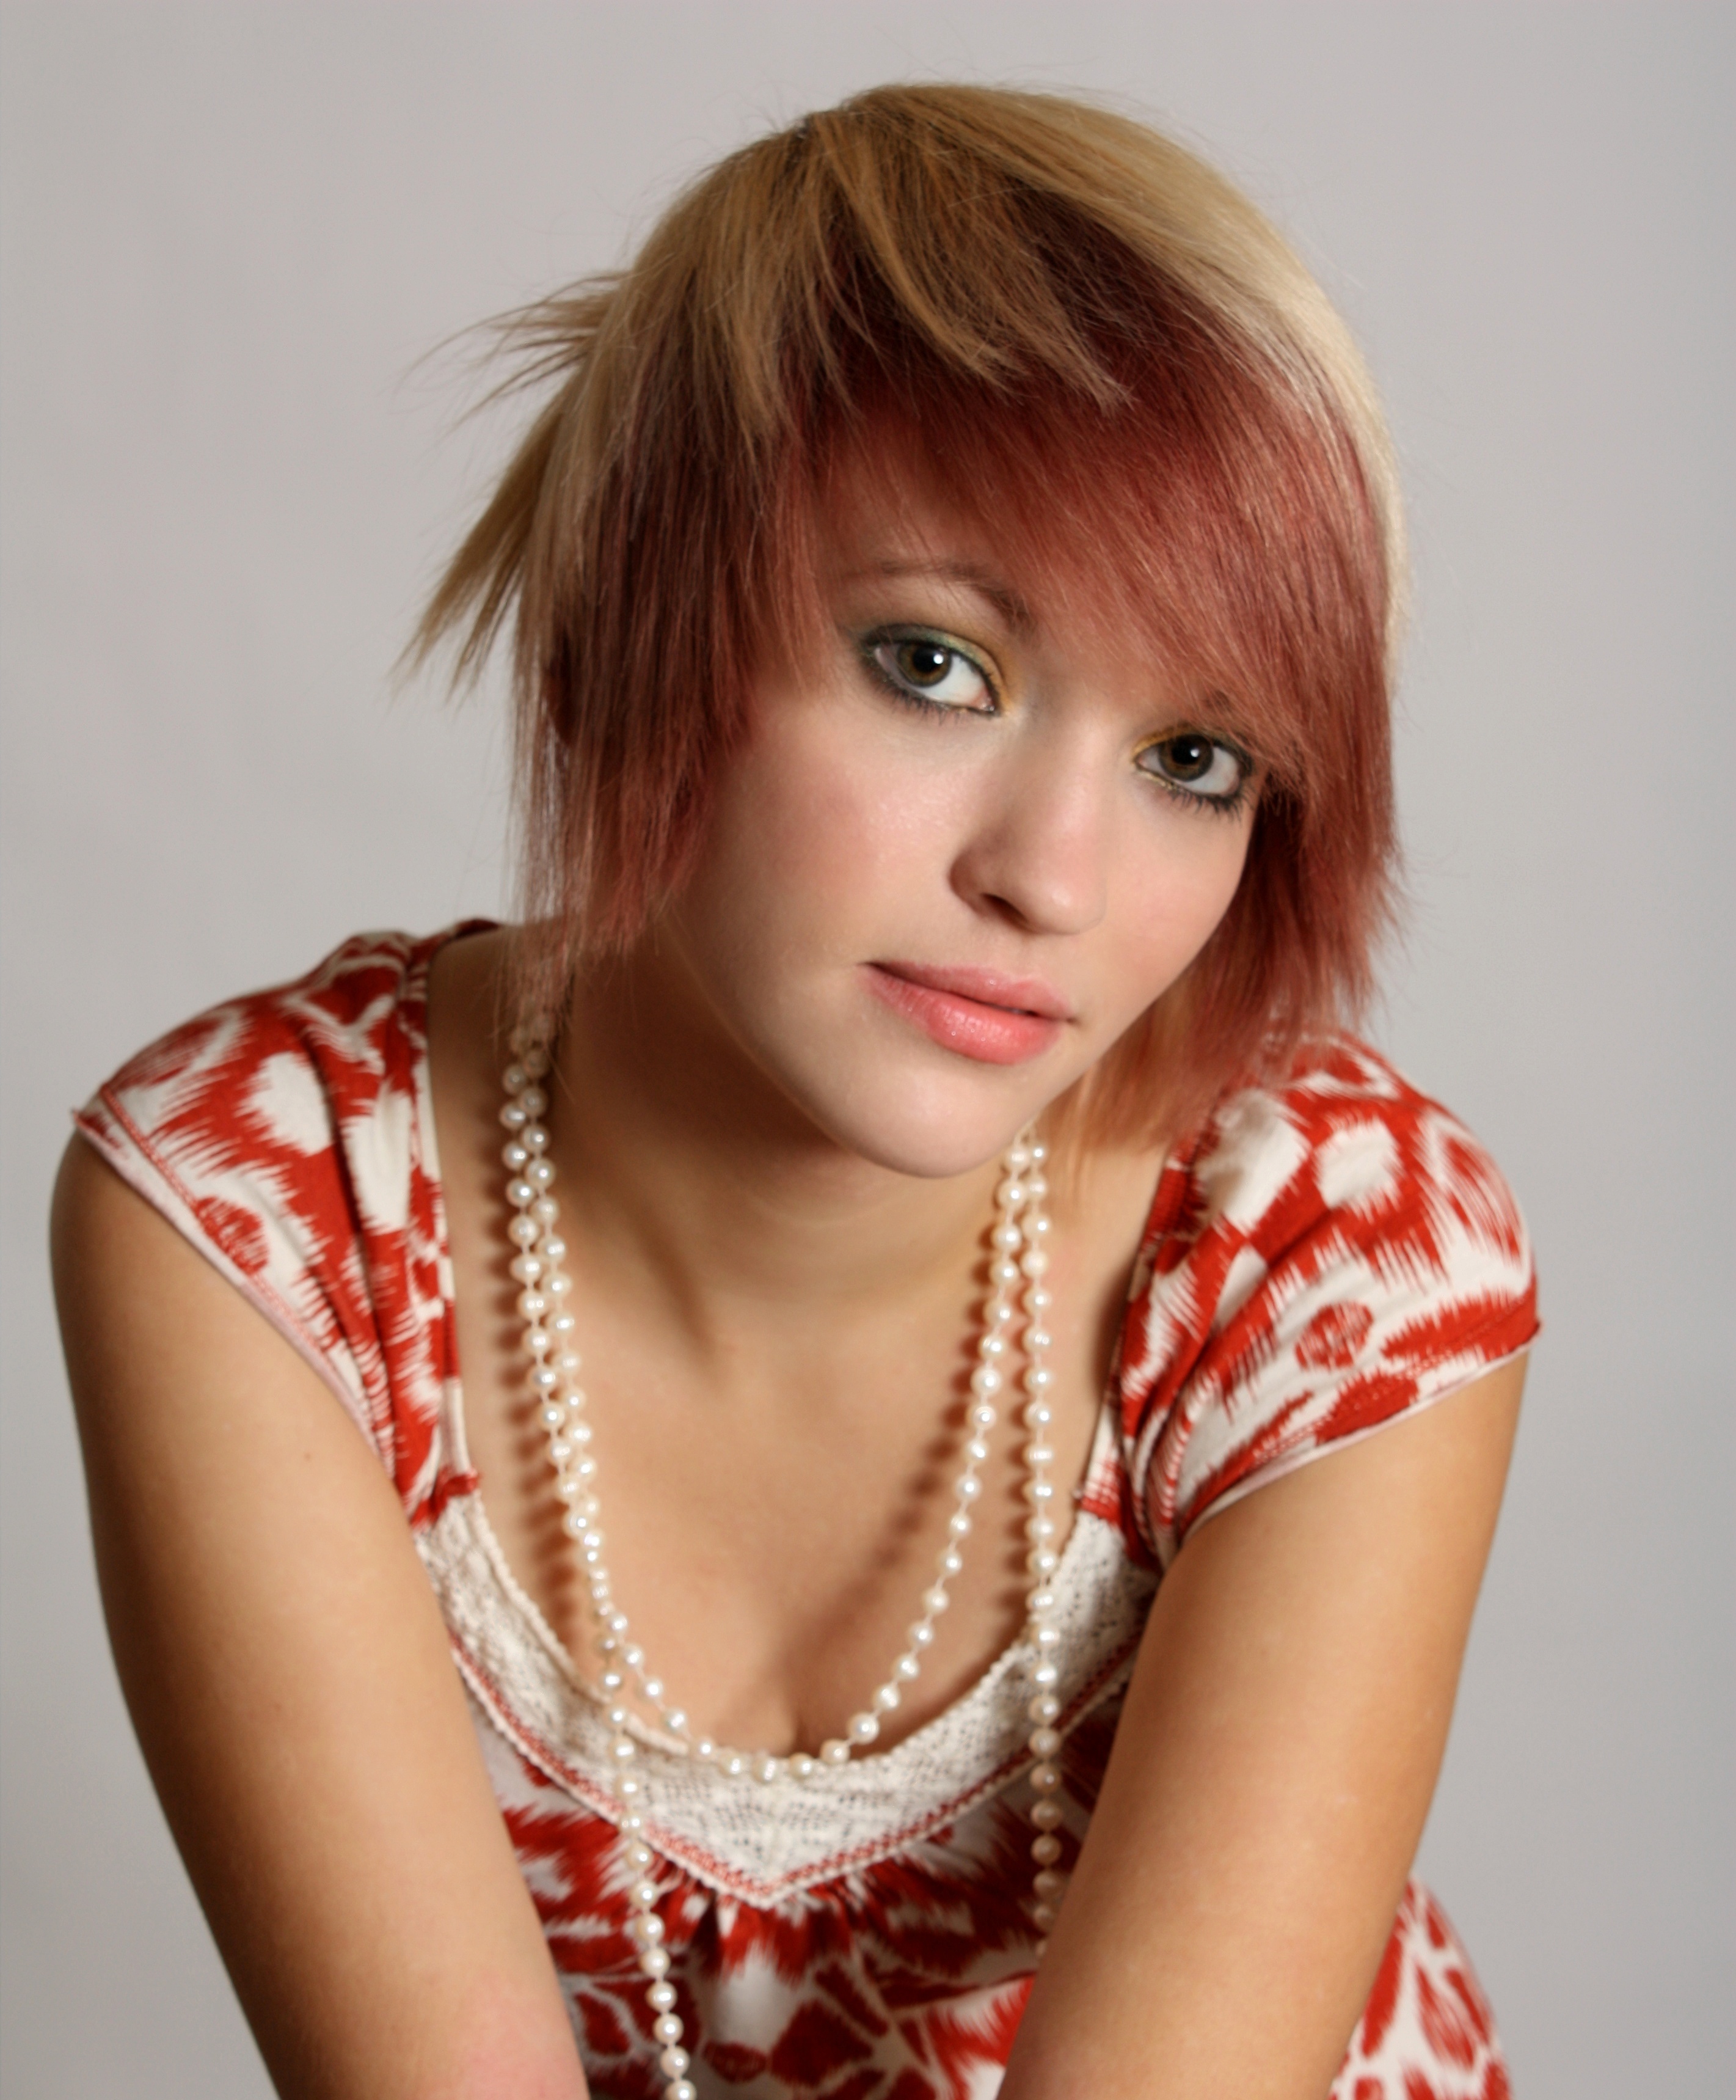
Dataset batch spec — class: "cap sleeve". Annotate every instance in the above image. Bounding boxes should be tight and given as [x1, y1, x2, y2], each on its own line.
[71, 930, 461, 1520]
[1116, 1040, 1538, 1568]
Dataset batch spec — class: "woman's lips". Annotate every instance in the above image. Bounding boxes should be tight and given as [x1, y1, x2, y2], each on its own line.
[865, 962, 1070, 1066]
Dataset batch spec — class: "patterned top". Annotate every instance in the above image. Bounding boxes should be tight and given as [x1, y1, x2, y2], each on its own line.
[76, 928, 1536, 2100]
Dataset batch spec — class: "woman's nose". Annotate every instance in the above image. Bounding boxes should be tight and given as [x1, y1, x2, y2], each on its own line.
[949, 750, 1111, 937]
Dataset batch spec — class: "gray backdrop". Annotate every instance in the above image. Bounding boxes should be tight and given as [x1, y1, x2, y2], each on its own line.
[2, 5, 1730, 2095]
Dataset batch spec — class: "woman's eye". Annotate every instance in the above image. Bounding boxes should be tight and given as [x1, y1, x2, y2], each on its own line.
[867, 632, 994, 711]
[1136, 733, 1250, 803]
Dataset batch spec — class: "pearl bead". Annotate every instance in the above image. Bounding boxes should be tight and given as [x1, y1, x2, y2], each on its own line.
[1031, 1799, 1065, 1830]
[647, 1980, 676, 2011]
[504, 1055, 1073, 1981]
[669, 2082, 698, 2100]
[661, 2047, 692, 2077]
[654, 2014, 685, 2044]
[1032, 1902, 1059, 1932]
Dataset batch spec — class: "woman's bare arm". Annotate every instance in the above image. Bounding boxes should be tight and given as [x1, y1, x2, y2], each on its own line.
[1001, 1355, 1525, 2099]
[51, 1139, 589, 2100]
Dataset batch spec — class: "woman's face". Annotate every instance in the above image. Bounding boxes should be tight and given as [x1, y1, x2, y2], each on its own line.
[654, 472, 1258, 1179]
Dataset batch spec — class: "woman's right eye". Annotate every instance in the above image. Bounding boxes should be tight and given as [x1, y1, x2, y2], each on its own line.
[864, 631, 996, 712]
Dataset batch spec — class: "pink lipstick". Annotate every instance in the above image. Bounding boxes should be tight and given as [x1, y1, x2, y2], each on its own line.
[865, 962, 1070, 1066]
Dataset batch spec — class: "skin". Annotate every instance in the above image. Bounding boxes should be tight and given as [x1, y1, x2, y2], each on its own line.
[53, 473, 1523, 2097]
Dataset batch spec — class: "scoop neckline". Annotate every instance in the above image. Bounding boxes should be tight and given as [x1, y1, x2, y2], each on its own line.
[409, 920, 1176, 1770]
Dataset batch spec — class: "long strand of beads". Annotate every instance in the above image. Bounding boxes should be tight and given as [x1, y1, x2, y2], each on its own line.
[1012, 1138, 1070, 1953]
[499, 1020, 1067, 2077]
[503, 1023, 1039, 1783]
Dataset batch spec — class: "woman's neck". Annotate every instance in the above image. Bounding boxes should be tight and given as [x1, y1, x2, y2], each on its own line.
[548, 945, 1006, 1345]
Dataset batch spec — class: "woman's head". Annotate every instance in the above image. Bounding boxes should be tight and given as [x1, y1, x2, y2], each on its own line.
[417, 83, 1402, 1146]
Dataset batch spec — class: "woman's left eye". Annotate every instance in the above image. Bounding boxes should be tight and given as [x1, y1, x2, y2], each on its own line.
[866, 631, 995, 712]
[1136, 733, 1250, 804]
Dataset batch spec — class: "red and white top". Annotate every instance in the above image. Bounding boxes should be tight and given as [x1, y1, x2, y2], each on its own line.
[78, 929, 1536, 2100]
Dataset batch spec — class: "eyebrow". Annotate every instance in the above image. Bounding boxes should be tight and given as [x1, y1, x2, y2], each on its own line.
[842, 557, 1037, 637]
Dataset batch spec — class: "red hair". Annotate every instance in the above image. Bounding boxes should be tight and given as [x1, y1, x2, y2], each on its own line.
[413, 84, 1402, 1144]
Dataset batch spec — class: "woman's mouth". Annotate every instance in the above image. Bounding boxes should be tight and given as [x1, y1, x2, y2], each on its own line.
[864, 962, 1070, 1066]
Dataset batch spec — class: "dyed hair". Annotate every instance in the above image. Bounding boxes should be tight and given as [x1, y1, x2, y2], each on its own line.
[414, 83, 1403, 1144]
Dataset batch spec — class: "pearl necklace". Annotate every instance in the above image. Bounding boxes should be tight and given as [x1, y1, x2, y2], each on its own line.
[501, 1022, 1072, 2096]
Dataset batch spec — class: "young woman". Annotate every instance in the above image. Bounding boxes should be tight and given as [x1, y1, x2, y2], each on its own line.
[52, 84, 1536, 2100]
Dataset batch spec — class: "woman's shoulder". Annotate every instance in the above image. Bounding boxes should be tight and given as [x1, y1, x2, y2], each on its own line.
[1155, 1033, 1532, 1268]
[81, 926, 484, 1158]
[1112, 1033, 1538, 1562]
[71, 927, 492, 1484]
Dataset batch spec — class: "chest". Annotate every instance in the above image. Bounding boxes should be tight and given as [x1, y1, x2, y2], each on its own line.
[436, 1127, 1153, 1763]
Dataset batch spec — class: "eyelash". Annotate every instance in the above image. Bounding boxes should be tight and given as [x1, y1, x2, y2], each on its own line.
[858, 626, 1000, 715]
[858, 625, 1254, 816]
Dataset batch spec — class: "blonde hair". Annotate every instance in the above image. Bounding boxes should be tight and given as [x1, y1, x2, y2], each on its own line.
[415, 84, 1405, 1141]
